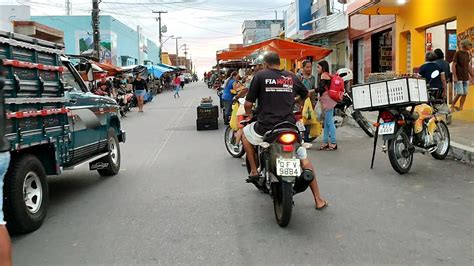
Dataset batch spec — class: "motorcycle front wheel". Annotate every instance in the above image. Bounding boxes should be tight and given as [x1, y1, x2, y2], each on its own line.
[352, 111, 375, 137]
[224, 126, 245, 158]
[431, 121, 450, 160]
[272, 181, 293, 227]
[388, 131, 414, 175]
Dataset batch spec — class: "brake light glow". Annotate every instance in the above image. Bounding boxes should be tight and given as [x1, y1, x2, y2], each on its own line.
[279, 133, 296, 144]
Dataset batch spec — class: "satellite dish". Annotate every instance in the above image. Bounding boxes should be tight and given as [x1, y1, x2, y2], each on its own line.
[161, 25, 167, 33]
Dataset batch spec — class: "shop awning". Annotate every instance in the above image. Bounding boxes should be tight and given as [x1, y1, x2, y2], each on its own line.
[146, 64, 176, 78]
[94, 62, 121, 76]
[216, 38, 332, 61]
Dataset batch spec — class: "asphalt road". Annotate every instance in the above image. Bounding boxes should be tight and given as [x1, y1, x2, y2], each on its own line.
[12, 82, 473, 265]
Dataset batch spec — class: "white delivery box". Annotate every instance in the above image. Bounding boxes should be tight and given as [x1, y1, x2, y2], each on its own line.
[352, 78, 428, 111]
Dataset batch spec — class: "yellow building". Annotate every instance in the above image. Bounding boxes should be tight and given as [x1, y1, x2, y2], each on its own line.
[357, 0, 474, 121]
[161, 52, 172, 66]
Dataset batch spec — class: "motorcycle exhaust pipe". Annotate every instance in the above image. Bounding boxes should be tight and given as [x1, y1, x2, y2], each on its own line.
[293, 169, 314, 194]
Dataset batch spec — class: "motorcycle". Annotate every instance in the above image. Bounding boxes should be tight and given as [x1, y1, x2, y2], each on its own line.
[370, 70, 450, 174]
[334, 68, 375, 138]
[116, 85, 132, 117]
[242, 119, 315, 227]
[224, 98, 246, 158]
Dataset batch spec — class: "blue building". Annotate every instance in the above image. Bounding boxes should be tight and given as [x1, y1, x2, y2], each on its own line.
[31, 15, 160, 66]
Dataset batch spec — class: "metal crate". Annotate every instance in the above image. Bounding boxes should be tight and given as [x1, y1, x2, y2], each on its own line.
[352, 78, 428, 111]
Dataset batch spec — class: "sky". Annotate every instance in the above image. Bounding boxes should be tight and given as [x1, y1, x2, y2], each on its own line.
[1, 0, 293, 74]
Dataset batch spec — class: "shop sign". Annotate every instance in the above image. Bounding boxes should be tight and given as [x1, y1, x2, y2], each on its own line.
[285, 0, 312, 39]
[448, 33, 457, 51]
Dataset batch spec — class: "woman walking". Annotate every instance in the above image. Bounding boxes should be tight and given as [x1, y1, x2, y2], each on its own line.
[173, 74, 181, 98]
[316, 60, 338, 150]
[132, 74, 147, 113]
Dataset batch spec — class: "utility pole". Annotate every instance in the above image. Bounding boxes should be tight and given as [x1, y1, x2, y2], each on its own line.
[65, 0, 72, 15]
[92, 0, 101, 61]
[152, 10, 167, 63]
[172, 36, 181, 66]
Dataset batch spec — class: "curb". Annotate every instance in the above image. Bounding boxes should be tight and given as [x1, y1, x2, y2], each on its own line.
[448, 141, 473, 166]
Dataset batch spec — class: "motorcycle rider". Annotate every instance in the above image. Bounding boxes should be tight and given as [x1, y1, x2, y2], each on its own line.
[242, 52, 328, 210]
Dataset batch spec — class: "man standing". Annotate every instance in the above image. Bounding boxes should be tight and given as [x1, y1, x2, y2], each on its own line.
[0, 64, 12, 266]
[451, 39, 473, 111]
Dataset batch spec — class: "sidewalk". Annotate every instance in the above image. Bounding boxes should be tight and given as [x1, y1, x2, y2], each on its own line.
[447, 119, 474, 165]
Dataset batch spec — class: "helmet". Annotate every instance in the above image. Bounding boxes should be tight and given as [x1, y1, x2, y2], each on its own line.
[336, 68, 353, 82]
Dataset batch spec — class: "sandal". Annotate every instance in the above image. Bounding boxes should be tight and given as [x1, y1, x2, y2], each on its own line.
[328, 144, 337, 151]
[316, 200, 329, 210]
[320, 144, 329, 150]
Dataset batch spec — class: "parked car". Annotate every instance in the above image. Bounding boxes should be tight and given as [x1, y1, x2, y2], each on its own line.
[0, 30, 126, 234]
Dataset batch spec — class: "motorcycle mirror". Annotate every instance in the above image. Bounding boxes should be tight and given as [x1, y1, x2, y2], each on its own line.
[431, 70, 440, 79]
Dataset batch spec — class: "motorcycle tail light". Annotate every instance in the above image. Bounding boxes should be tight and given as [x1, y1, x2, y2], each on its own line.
[397, 120, 406, 126]
[380, 111, 394, 122]
[279, 133, 297, 145]
[282, 145, 294, 152]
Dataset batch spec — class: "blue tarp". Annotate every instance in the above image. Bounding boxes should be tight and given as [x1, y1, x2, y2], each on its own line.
[146, 64, 177, 78]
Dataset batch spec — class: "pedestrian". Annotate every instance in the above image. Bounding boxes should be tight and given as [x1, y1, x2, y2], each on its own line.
[180, 73, 185, 90]
[419, 51, 447, 100]
[173, 74, 181, 98]
[132, 74, 147, 112]
[299, 60, 317, 143]
[94, 74, 112, 96]
[222, 71, 238, 124]
[451, 39, 473, 112]
[0, 64, 12, 266]
[317, 60, 338, 151]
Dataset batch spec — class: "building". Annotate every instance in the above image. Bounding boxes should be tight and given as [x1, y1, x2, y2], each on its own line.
[242, 20, 284, 44]
[302, 0, 349, 72]
[31, 15, 160, 66]
[13, 21, 64, 44]
[349, 0, 473, 121]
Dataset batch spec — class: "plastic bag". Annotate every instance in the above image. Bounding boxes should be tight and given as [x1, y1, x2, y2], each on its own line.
[315, 100, 323, 122]
[309, 120, 322, 138]
[302, 98, 315, 125]
[229, 103, 239, 131]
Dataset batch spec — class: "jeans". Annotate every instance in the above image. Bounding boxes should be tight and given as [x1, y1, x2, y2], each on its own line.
[223, 100, 232, 123]
[174, 85, 181, 96]
[0, 152, 11, 225]
[323, 109, 336, 144]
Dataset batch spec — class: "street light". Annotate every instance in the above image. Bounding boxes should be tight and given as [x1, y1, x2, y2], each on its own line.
[162, 35, 174, 45]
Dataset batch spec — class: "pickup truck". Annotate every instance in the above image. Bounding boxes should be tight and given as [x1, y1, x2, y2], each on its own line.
[0, 30, 126, 234]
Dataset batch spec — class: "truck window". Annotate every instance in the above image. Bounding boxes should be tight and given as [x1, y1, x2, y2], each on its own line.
[62, 66, 83, 92]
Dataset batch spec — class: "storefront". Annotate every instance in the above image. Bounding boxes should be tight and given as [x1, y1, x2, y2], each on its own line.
[350, 0, 474, 121]
[348, 9, 395, 83]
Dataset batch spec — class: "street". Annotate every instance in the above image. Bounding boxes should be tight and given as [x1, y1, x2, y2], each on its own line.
[12, 82, 473, 265]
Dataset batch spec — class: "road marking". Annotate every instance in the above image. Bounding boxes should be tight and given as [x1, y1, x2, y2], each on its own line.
[150, 99, 195, 165]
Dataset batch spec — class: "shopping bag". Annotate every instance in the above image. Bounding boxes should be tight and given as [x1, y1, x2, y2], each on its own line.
[315, 100, 323, 122]
[229, 103, 239, 131]
[302, 98, 314, 125]
[309, 120, 323, 138]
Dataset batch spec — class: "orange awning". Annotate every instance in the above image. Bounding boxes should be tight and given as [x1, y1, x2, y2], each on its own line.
[216, 38, 332, 61]
[94, 62, 121, 76]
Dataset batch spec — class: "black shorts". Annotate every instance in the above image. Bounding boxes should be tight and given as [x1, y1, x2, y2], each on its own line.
[180, 81, 185, 87]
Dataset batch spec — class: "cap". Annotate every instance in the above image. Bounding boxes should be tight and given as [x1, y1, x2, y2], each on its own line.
[99, 73, 107, 78]
[460, 39, 472, 47]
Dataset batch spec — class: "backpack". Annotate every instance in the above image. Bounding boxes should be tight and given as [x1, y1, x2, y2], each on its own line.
[325, 72, 345, 102]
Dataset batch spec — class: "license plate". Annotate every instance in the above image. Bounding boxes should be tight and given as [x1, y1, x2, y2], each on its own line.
[378, 122, 395, 135]
[276, 158, 301, 177]
[296, 121, 306, 132]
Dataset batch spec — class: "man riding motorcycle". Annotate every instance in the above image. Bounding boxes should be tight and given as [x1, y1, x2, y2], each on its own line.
[241, 52, 328, 210]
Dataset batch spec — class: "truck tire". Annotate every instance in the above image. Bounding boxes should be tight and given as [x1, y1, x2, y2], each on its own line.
[4, 155, 49, 234]
[98, 128, 121, 176]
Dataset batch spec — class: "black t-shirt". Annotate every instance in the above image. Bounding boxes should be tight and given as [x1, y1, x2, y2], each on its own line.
[246, 68, 308, 135]
[132, 79, 148, 91]
[419, 62, 444, 90]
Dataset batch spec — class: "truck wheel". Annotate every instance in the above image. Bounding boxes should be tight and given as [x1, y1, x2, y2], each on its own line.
[98, 128, 121, 176]
[4, 155, 48, 234]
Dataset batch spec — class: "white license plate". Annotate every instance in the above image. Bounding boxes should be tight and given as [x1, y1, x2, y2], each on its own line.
[379, 122, 395, 135]
[276, 158, 301, 177]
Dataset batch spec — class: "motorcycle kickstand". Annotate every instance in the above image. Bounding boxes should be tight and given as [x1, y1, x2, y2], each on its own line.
[370, 113, 381, 169]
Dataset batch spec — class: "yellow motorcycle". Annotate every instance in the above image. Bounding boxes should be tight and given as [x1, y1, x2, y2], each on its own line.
[371, 71, 450, 174]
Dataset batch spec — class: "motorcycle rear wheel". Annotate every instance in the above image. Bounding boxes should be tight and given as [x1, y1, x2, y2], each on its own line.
[388, 131, 413, 175]
[272, 181, 293, 227]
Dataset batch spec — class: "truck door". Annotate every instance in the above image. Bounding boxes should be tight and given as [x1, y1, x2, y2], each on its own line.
[62, 65, 101, 164]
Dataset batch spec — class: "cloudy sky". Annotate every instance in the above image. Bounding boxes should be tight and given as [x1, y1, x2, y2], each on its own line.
[1, 0, 292, 74]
